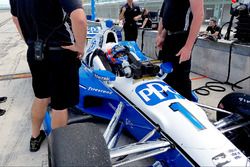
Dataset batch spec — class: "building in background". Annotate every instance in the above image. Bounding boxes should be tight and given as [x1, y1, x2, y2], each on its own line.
[0, 0, 235, 25]
[0, 0, 232, 25]
[0, 0, 10, 9]
[82, 0, 232, 26]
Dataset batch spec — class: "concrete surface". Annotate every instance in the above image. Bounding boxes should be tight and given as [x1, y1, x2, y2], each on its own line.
[0, 10, 48, 167]
[0, 10, 237, 167]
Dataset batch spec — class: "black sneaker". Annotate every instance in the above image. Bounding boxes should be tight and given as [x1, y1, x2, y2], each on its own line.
[0, 97, 7, 103]
[0, 109, 6, 116]
[30, 130, 46, 152]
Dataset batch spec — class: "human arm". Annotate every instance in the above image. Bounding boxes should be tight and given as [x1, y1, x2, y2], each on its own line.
[205, 26, 210, 35]
[133, 14, 142, 21]
[12, 16, 23, 39]
[176, 0, 204, 64]
[156, 2, 167, 50]
[156, 18, 167, 50]
[60, 0, 87, 58]
[133, 6, 142, 21]
[211, 26, 220, 38]
[204, 31, 209, 35]
[212, 31, 219, 37]
[133, 15, 142, 21]
[200, 26, 210, 36]
[119, 7, 126, 21]
[70, 9, 87, 58]
[199, 26, 209, 36]
[9, 0, 23, 39]
[140, 17, 149, 28]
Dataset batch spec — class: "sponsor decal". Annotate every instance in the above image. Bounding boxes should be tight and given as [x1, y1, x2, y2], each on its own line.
[87, 86, 113, 95]
[88, 26, 100, 34]
[238, 97, 250, 104]
[94, 73, 110, 81]
[212, 153, 231, 167]
[228, 148, 243, 160]
[136, 81, 183, 106]
[169, 102, 206, 130]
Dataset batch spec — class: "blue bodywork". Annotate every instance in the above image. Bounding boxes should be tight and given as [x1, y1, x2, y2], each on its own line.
[43, 41, 195, 167]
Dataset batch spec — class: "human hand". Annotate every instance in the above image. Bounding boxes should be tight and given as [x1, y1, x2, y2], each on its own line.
[156, 34, 165, 50]
[62, 44, 84, 59]
[199, 31, 208, 37]
[176, 46, 192, 64]
[133, 14, 142, 21]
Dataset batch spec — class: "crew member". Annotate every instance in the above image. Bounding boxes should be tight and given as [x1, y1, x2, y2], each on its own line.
[201, 18, 221, 40]
[119, 0, 141, 41]
[10, 0, 87, 152]
[156, 0, 204, 100]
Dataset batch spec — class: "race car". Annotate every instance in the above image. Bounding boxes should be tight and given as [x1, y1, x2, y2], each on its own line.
[44, 24, 250, 167]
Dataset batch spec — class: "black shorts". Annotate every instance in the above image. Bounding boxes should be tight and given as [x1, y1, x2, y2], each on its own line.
[27, 46, 81, 110]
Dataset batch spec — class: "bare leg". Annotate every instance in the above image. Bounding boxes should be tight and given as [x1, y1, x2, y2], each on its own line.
[31, 97, 50, 138]
[51, 109, 68, 129]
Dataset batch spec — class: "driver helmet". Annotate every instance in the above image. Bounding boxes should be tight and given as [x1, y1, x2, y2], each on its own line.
[106, 44, 129, 64]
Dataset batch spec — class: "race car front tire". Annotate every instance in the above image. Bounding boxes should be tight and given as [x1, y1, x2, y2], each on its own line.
[217, 92, 250, 120]
[217, 92, 250, 156]
[48, 123, 111, 167]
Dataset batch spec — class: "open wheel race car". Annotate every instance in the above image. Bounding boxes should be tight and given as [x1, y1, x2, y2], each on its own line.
[43, 24, 250, 167]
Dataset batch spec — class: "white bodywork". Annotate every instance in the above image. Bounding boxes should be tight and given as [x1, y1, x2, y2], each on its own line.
[83, 30, 250, 166]
[113, 77, 250, 166]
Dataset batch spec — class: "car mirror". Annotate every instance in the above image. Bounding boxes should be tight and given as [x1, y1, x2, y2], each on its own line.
[105, 19, 114, 28]
[93, 70, 116, 81]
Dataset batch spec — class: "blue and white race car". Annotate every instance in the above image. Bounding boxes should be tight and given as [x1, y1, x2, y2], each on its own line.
[44, 24, 250, 167]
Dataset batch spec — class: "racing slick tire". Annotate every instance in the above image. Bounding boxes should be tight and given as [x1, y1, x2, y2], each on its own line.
[48, 123, 111, 167]
[217, 92, 250, 156]
[217, 92, 250, 120]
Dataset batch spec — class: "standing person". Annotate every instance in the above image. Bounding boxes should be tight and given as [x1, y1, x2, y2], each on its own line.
[119, 0, 141, 41]
[156, 0, 204, 100]
[140, 8, 152, 29]
[9, 0, 87, 152]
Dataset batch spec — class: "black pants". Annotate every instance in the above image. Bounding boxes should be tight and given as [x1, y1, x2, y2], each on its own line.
[123, 23, 138, 41]
[159, 33, 192, 100]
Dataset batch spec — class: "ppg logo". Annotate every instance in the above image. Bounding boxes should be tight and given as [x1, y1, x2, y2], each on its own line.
[135, 81, 183, 106]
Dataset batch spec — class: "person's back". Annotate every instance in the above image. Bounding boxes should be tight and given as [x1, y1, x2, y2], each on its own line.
[10, 0, 80, 46]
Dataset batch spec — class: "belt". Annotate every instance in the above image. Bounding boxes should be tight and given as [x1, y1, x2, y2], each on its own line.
[47, 46, 65, 51]
[167, 30, 187, 36]
[26, 40, 69, 49]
